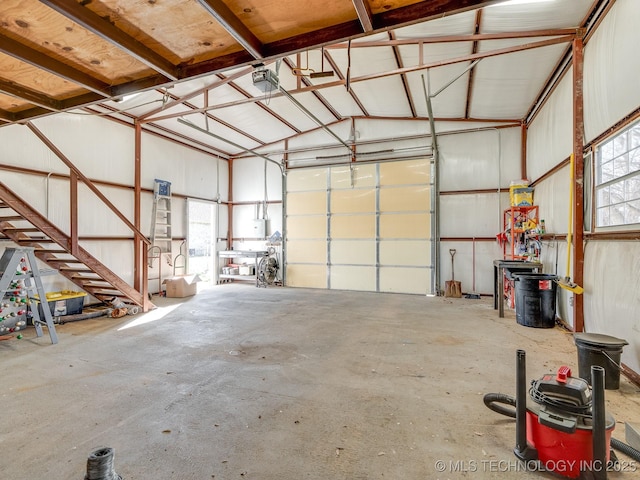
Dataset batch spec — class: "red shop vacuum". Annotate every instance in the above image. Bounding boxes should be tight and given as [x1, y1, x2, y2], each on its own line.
[485, 350, 616, 479]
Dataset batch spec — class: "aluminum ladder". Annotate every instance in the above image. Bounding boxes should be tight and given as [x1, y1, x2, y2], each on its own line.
[0, 247, 58, 344]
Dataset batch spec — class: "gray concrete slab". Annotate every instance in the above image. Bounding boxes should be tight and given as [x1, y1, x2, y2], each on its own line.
[1, 283, 639, 479]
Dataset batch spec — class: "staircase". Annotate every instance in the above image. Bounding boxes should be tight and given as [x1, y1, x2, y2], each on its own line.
[0, 181, 151, 310]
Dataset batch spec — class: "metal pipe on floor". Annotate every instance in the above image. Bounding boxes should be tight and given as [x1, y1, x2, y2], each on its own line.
[591, 365, 607, 480]
[514, 349, 529, 460]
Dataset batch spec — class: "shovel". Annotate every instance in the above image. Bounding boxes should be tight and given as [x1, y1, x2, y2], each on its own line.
[445, 249, 462, 298]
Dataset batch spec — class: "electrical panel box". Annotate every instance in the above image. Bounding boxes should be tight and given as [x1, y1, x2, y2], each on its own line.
[253, 219, 267, 238]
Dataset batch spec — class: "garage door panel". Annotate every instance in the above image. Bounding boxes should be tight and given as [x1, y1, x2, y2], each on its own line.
[379, 213, 430, 238]
[286, 264, 327, 288]
[379, 159, 430, 185]
[380, 186, 430, 212]
[330, 265, 376, 291]
[287, 191, 327, 215]
[331, 189, 376, 213]
[285, 159, 432, 294]
[331, 215, 376, 238]
[331, 240, 376, 265]
[287, 240, 326, 263]
[331, 164, 376, 189]
[380, 267, 429, 294]
[380, 240, 430, 266]
[287, 168, 327, 191]
[287, 216, 327, 239]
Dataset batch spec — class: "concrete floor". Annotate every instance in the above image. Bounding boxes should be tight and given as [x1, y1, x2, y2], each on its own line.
[1, 283, 639, 479]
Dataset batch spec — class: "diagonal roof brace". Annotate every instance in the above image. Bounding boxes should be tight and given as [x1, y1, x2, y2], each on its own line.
[178, 117, 284, 174]
[352, 0, 374, 32]
[278, 86, 353, 155]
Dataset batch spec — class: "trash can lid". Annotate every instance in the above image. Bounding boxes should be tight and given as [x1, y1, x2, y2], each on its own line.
[511, 273, 558, 281]
[574, 332, 628, 347]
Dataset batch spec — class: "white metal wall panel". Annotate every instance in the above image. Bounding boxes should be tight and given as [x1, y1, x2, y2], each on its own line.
[440, 193, 507, 238]
[527, 72, 573, 181]
[395, 10, 475, 37]
[33, 115, 135, 184]
[584, 0, 640, 143]
[530, 166, 570, 236]
[584, 241, 640, 374]
[350, 76, 413, 117]
[470, 40, 568, 119]
[482, 0, 593, 32]
[439, 127, 521, 191]
[0, 123, 79, 175]
[399, 38, 474, 118]
[141, 133, 224, 200]
[233, 157, 283, 202]
[439, 239, 506, 297]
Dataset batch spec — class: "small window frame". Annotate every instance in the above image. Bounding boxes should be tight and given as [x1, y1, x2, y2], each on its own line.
[594, 119, 640, 229]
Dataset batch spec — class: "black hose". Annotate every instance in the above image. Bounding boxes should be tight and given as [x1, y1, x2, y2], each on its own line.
[611, 438, 640, 462]
[483, 393, 516, 418]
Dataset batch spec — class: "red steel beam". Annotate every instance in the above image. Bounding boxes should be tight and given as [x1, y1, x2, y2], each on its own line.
[572, 36, 585, 332]
[70, 171, 78, 256]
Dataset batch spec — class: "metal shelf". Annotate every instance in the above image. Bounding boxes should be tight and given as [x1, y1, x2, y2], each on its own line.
[217, 250, 267, 287]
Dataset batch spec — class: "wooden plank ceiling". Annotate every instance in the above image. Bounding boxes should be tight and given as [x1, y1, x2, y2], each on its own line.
[0, 0, 603, 157]
[0, 0, 500, 120]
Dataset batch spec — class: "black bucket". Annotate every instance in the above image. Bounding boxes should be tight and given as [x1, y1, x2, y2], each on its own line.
[512, 273, 558, 328]
[574, 333, 628, 390]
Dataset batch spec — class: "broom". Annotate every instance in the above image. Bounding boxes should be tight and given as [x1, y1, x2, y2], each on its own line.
[557, 154, 584, 294]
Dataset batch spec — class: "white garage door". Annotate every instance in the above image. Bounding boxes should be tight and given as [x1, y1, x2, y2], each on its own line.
[285, 159, 432, 295]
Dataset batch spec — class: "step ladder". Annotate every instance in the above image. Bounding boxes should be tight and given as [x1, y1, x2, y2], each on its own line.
[149, 179, 173, 267]
[0, 247, 58, 344]
[148, 180, 172, 295]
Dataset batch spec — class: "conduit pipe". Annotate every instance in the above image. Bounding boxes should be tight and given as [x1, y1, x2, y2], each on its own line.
[423, 72, 440, 296]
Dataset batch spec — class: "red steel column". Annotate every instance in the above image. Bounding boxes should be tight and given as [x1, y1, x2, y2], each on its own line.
[572, 36, 585, 332]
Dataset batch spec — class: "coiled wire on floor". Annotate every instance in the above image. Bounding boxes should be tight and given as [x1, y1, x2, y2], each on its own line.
[84, 447, 122, 480]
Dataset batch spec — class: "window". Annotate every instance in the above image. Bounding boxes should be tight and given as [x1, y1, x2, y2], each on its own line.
[595, 120, 640, 227]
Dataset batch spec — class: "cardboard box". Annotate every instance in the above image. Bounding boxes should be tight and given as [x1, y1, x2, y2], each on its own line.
[239, 265, 255, 275]
[163, 275, 201, 297]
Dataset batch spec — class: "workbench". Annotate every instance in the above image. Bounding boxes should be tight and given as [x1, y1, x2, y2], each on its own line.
[493, 259, 543, 318]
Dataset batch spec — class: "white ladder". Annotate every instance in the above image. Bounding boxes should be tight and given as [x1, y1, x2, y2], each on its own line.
[0, 247, 58, 344]
[149, 179, 172, 267]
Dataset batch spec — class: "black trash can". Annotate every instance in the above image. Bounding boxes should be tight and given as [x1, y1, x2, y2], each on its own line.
[574, 333, 628, 390]
[512, 273, 558, 328]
